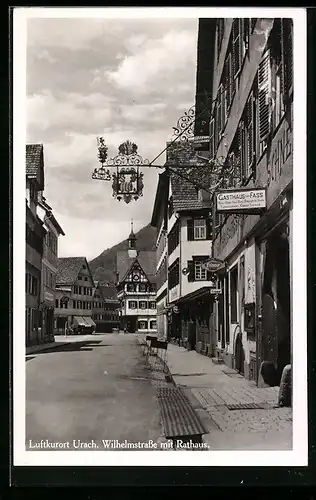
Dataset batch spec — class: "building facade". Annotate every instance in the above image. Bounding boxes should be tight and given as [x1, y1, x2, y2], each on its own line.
[25, 144, 46, 347]
[151, 141, 215, 350]
[92, 282, 120, 333]
[36, 195, 65, 343]
[116, 225, 157, 334]
[54, 257, 96, 334]
[208, 18, 293, 385]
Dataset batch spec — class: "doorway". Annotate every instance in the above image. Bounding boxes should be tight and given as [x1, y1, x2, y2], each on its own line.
[261, 221, 291, 384]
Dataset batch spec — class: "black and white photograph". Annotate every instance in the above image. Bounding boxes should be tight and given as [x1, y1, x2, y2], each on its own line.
[13, 7, 307, 467]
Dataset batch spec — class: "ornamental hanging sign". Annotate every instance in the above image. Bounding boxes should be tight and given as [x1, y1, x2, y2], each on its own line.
[92, 138, 148, 204]
[216, 187, 267, 215]
[201, 257, 226, 273]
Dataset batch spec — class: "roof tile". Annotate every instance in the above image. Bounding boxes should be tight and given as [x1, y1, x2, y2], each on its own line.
[56, 257, 87, 285]
[26, 144, 43, 177]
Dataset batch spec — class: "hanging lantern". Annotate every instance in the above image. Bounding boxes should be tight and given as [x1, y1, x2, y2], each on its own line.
[92, 138, 148, 203]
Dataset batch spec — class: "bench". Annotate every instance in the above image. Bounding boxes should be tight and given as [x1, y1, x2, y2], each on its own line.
[156, 387, 208, 449]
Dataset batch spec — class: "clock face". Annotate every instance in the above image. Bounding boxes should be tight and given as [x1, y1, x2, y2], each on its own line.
[133, 273, 140, 281]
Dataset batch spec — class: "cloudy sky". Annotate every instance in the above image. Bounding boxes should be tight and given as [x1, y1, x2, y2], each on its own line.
[26, 14, 199, 260]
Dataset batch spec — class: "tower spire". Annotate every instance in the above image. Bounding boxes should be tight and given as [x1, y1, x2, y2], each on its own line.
[128, 218, 137, 257]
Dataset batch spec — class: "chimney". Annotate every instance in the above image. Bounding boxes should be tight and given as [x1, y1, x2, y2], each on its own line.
[198, 189, 210, 202]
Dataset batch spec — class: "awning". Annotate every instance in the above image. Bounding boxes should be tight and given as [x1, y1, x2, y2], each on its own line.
[176, 287, 214, 305]
[82, 317, 96, 327]
[72, 316, 86, 327]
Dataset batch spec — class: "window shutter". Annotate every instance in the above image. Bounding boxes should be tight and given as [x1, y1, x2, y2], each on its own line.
[246, 92, 254, 169]
[251, 18, 256, 32]
[187, 260, 195, 282]
[217, 87, 222, 134]
[210, 118, 215, 159]
[226, 53, 232, 109]
[281, 19, 293, 97]
[221, 83, 226, 128]
[187, 219, 194, 241]
[206, 219, 212, 240]
[232, 18, 241, 78]
[258, 50, 271, 141]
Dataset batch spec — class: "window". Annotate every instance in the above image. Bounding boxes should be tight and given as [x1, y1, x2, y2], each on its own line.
[150, 301, 156, 309]
[168, 258, 180, 289]
[217, 18, 224, 61]
[258, 49, 271, 142]
[139, 301, 147, 309]
[232, 18, 242, 79]
[74, 285, 78, 294]
[129, 301, 137, 309]
[194, 262, 207, 281]
[187, 218, 210, 241]
[168, 220, 180, 256]
[84, 277, 88, 281]
[150, 320, 157, 330]
[194, 219, 206, 240]
[78, 286, 82, 294]
[209, 118, 215, 159]
[73, 300, 76, 308]
[230, 266, 238, 323]
[139, 283, 147, 292]
[55, 299, 59, 308]
[138, 321, 148, 330]
[127, 283, 135, 292]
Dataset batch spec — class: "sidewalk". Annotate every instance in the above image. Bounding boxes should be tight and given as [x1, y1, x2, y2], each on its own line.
[165, 344, 292, 450]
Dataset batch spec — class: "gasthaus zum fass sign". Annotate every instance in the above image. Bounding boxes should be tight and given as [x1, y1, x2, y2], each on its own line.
[216, 188, 266, 214]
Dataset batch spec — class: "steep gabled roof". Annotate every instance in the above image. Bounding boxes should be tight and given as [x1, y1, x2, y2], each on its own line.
[26, 144, 45, 189]
[164, 140, 211, 212]
[56, 257, 92, 286]
[116, 251, 156, 285]
[170, 169, 211, 212]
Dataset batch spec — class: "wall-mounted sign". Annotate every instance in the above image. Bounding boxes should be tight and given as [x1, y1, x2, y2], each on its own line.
[216, 188, 266, 214]
[201, 257, 226, 272]
[210, 288, 222, 295]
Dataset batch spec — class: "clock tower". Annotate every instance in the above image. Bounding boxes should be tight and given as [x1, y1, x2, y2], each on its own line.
[127, 220, 138, 259]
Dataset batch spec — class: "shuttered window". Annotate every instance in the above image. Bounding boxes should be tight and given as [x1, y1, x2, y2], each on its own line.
[281, 19, 293, 97]
[246, 92, 254, 175]
[217, 86, 222, 135]
[225, 53, 233, 111]
[232, 18, 242, 78]
[209, 118, 215, 159]
[258, 50, 271, 141]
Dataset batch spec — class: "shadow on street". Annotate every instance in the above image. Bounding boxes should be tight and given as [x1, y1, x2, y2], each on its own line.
[33, 340, 104, 354]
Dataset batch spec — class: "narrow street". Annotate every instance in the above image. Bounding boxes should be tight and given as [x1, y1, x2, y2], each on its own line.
[26, 334, 164, 450]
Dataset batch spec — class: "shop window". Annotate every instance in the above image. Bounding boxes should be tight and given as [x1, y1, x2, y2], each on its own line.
[138, 321, 148, 330]
[230, 265, 238, 323]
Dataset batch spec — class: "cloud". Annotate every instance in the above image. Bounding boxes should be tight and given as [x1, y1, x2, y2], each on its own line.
[107, 29, 197, 95]
[26, 17, 198, 258]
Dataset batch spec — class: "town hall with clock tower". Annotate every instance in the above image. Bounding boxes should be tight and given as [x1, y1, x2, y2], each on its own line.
[116, 222, 157, 334]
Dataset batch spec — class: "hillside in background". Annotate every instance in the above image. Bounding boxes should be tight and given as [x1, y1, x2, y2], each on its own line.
[89, 223, 156, 283]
